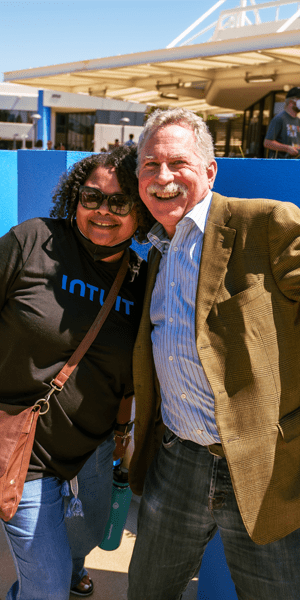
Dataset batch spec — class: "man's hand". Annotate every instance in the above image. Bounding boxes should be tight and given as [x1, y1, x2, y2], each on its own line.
[287, 145, 300, 157]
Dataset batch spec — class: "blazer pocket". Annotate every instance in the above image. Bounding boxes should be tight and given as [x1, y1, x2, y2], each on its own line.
[277, 406, 300, 443]
[218, 280, 265, 312]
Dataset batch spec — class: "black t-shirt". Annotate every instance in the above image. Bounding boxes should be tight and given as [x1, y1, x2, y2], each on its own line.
[0, 218, 147, 481]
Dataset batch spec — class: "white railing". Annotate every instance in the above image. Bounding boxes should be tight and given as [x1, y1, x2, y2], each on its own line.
[167, 0, 300, 47]
[212, 0, 300, 37]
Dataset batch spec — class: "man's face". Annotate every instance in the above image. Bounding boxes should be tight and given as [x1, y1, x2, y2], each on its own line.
[138, 123, 217, 238]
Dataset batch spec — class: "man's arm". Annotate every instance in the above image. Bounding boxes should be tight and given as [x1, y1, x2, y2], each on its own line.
[263, 138, 299, 157]
[269, 202, 300, 300]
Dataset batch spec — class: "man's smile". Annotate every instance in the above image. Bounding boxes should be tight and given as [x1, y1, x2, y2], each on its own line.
[147, 182, 188, 200]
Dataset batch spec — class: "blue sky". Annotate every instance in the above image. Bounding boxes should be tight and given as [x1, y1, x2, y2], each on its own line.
[0, 0, 244, 81]
[1, 0, 296, 82]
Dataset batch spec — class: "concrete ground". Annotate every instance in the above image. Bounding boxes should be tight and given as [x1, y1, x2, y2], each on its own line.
[0, 495, 198, 600]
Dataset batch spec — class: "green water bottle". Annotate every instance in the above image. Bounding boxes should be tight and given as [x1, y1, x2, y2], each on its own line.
[100, 465, 132, 551]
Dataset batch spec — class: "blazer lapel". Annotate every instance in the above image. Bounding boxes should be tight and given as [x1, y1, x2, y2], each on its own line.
[135, 248, 161, 343]
[143, 249, 161, 313]
[196, 193, 236, 330]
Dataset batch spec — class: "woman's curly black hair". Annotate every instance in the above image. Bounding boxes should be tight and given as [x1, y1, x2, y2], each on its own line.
[50, 145, 155, 243]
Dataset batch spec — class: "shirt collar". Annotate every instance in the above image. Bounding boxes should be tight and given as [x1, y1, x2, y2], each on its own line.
[148, 221, 170, 253]
[181, 190, 212, 234]
[147, 190, 213, 253]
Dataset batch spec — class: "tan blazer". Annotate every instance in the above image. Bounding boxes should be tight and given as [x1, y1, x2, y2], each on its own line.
[129, 192, 300, 545]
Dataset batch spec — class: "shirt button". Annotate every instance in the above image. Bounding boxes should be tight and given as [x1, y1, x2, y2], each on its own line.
[169, 317, 173, 323]
[196, 429, 203, 434]
[173, 247, 178, 252]
[170, 282, 175, 287]
[168, 356, 173, 361]
[181, 393, 186, 399]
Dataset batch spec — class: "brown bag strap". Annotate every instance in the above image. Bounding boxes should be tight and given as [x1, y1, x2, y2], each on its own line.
[50, 249, 130, 393]
[115, 394, 133, 426]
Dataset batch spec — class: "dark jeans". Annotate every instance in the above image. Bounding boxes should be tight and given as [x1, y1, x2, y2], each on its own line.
[128, 428, 300, 600]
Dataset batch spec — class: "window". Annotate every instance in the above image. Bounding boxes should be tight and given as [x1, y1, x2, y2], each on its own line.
[243, 91, 286, 158]
[55, 112, 96, 150]
[0, 110, 34, 123]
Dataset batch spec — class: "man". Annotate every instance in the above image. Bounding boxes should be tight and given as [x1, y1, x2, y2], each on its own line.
[128, 108, 300, 600]
[125, 133, 136, 147]
[264, 86, 300, 158]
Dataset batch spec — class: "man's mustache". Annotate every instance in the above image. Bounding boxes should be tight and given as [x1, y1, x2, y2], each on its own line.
[146, 182, 188, 198]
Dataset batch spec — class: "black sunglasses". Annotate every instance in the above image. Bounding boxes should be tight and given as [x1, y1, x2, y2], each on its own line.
[78, 186, 134, 216]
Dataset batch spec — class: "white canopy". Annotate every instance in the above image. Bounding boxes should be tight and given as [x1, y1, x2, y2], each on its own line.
[4, 5, 300, 116]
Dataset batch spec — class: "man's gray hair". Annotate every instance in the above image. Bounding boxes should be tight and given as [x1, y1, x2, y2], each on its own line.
[137, 108, 215, 173]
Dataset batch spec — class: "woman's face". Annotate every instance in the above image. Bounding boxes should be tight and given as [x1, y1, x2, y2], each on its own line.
[76, 166, 138, 247]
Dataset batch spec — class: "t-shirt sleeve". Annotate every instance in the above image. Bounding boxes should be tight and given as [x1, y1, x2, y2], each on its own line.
[265, 116, 282, 141]
[0, 229, 23, 311]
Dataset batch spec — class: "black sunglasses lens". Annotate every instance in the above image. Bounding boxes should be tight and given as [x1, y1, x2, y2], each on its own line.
[109, 196, 134, 216]
[79, 187, 102, 209]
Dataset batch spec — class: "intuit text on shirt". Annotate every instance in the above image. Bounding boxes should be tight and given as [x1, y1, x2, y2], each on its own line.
[61, 274, 134, 315]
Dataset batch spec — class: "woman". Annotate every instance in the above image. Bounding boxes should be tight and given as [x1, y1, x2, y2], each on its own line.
[0, 146, 152, 600]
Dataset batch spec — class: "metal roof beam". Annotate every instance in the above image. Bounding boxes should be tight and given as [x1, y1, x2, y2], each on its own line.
[166, 0, 227, 48]
[216, 0, 300, 17]
[258, 48, 300, 65]
[277, 7, 300, 32]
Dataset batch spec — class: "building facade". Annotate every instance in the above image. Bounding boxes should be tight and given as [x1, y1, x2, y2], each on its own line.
[205, 89, 289, 159]
[0, 83, 146, 150]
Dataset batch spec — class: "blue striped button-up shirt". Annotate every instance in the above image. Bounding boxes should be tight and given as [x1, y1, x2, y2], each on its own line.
[148, 191, 220, 445]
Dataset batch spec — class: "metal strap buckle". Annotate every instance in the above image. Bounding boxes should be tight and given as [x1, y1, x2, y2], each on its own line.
[33, 398, 50, 415]
[114, 420, 134, 436]
[33, 380, 64, 416]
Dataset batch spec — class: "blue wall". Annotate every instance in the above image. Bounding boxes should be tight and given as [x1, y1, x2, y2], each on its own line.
[18, 150, 67, 223]
[17, 150, 90, 224]
[0, 151, 18, 236]
[214, 157, 300, 206]
[2, 153, 299, 233]
[1, 151, 299, 260]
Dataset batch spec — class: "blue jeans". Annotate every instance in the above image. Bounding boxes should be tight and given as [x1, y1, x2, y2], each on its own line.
[65, 433, 114, 588]
[128, 428, 300, 600]
[2, 434, 114, 600]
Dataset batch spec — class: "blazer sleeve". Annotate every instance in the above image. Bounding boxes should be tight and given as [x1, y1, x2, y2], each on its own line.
[268, 201, 300, 302]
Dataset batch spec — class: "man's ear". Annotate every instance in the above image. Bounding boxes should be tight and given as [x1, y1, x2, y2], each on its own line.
[207, 160, 217, 189]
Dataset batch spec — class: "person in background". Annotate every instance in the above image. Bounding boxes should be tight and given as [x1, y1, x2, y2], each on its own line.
[114, 139, 120, 147]
[263, 86, 300, 158]
[127, 107, 300, 600]
[125, 134, 136, 147]
[47, 140, 53, 150]
[0, 146, 152, 600]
